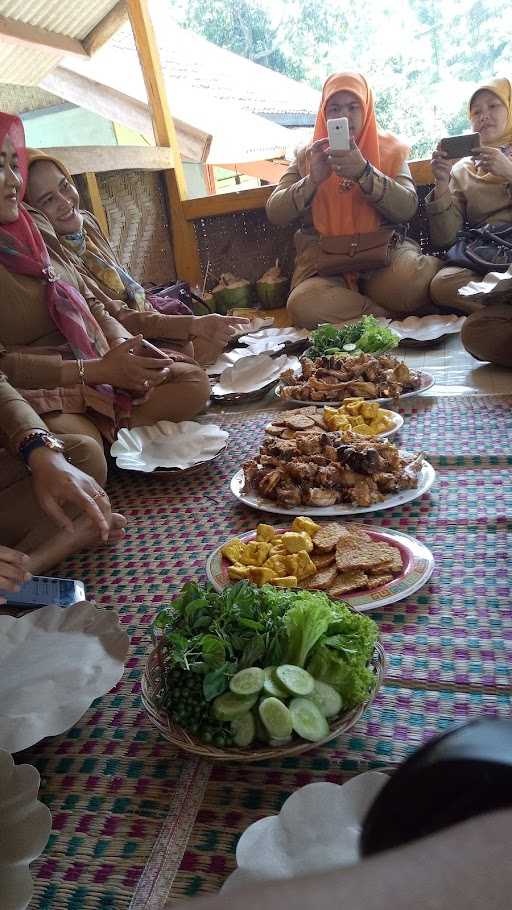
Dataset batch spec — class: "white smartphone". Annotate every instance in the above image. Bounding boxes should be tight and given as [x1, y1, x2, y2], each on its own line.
[327, 117, 350, 151]
[0, 575, 85, 609]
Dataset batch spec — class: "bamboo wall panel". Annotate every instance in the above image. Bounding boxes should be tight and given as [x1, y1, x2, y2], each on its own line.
[86, 170, 176, 285]
[194, 209, 296, 288]
[193, 183, 436, 288]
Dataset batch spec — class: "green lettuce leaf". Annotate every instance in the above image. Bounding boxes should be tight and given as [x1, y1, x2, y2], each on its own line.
[306, 645, 376, 709]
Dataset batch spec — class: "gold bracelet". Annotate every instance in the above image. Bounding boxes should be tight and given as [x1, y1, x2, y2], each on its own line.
[77, 359, 86, 384]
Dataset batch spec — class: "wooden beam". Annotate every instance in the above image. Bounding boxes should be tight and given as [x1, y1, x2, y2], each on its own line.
[0, 15, 88, 58]
[83, 2, 128, 56]
[221, 159, 290, 183]
[84, 173, 110, 238]
[183, 185, 272, 220]
[126, 0, 202, 285]
[42, 67, 211, 163]
[42, 145, 173, 175]
[409, 158, 434, 184]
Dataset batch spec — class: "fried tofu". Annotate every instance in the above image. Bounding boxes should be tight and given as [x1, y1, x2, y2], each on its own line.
[248, 566, 278, 586]
[282, 531, 314, 553]
[227, 563, 251, 580]
[256, 523, 277, 542]
[221, 538, 246, 563]
[273, 575, 298, 587]
[238, 541, 272, 566]
[291, 516, 321, 535]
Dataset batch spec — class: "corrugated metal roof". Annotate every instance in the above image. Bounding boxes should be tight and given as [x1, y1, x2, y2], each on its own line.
[110, 8, 321, 119]
[0, 0, 120, 84]
[0, 0, 117, 41]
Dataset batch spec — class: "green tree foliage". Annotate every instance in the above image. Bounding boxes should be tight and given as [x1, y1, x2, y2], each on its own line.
[169, 0, 512, 158]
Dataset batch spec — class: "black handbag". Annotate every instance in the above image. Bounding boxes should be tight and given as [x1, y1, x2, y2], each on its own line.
[445, 222, 512, 274]
[144, 279, 215, 316]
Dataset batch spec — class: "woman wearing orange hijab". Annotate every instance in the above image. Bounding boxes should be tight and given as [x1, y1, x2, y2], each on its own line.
[428, 77, 512, 367]
[267, 73, 440, 328]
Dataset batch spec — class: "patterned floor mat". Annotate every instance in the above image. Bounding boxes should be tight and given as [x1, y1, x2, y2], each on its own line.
[23, 394, 512, 908]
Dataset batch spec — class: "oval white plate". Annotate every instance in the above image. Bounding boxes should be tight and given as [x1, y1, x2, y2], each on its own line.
[221, 774, 389, 893]
[212, 354, 300, 397]
[269, 408, 403, 440]
[0, 749, 52, 910]
[389, 315, 466, 342]
[0, 602, 129, 753]
[111, 421, 229, 472]
[230, 458, 435, 517]
[275, 371, 434, 407]
[206, 525, 434, 612]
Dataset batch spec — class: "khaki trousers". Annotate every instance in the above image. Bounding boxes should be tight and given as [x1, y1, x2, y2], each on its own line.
[461, 303, 512, 368]
[430, 266, 487, 315]
[287, 241, 441, 329]
[0, 433, 107, 552]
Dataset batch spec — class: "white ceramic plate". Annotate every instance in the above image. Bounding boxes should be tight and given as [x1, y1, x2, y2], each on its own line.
[111, 421, 229, 472]
[221, 774, 389, 893]
[0, 602, 129, 753]
[268, 409, 404, 440]
[0, 749, 52, 910]
[207, 347, 255, 377]
[212, 354, 300, 397]
[275, 371, 434, 407]
[242, 328, 310, 353]
[230, 458, 436, 517]
[389, 315, 466, 342]
[206, 525, 434, 612]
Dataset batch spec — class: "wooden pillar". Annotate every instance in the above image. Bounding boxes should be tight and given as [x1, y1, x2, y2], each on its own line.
[126, 0, 202, 285]
[84, 172, 109, 238]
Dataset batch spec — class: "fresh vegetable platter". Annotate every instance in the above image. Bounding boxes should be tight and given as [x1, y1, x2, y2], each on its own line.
[308, 316, 399, 358]
[142, 582, 385, 761]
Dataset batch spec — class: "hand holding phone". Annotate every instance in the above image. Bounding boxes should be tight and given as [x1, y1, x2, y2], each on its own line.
[440, 133, 480, 159]
[327, 117, 350, 151]
[138, 338, 170, 360]
[0, 575, 85, 610]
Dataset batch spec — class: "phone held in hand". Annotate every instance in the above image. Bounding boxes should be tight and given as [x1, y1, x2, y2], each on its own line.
[0, 576, 85, 610]
[440, 133, 480, 159]
[139, 339, 169, 360]
[327, 117, 350, 151]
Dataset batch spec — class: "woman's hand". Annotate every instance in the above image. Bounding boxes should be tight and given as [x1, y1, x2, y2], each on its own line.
[87, 336, 172, 394]
[192, 314, 251, 348]
[327, 140, 367, 181]
[0, 546, 31, 602]
[309, 139, 332, 186]
[27, 447, 112, 543]
[472, 146, 512, 180]
[431, 144, 453, 194]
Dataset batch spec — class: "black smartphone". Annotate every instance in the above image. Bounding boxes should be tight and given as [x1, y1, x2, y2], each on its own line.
[440, 133, 480, 158]
[0, 575, 85, 609]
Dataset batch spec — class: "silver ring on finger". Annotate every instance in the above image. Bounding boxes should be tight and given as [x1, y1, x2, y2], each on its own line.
[92, 490, 105, 501]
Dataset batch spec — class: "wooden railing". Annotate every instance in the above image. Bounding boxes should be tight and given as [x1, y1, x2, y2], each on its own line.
[181, 158, 435, 221]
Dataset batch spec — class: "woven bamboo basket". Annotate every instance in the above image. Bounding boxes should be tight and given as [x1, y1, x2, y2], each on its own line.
[141, 640, 385, 763]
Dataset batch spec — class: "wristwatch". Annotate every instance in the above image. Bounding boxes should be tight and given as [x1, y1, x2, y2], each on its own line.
[18, 430, 65, 467]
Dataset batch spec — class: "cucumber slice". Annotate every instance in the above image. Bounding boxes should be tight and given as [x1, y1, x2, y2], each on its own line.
[254, 713, 269, 744]
[230, 667, 265, 697]
[269, 736, 293, 747]
[275, 665, 315, 697]
[309, 680, 343, 718]
[213, 691, 258, 721]
[342, 343, 357, 352]
[263, 666, 289, 699]
[259, 697, 293, 740]
[289, 697, 330, 742]
[231, 712, 255, 748]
